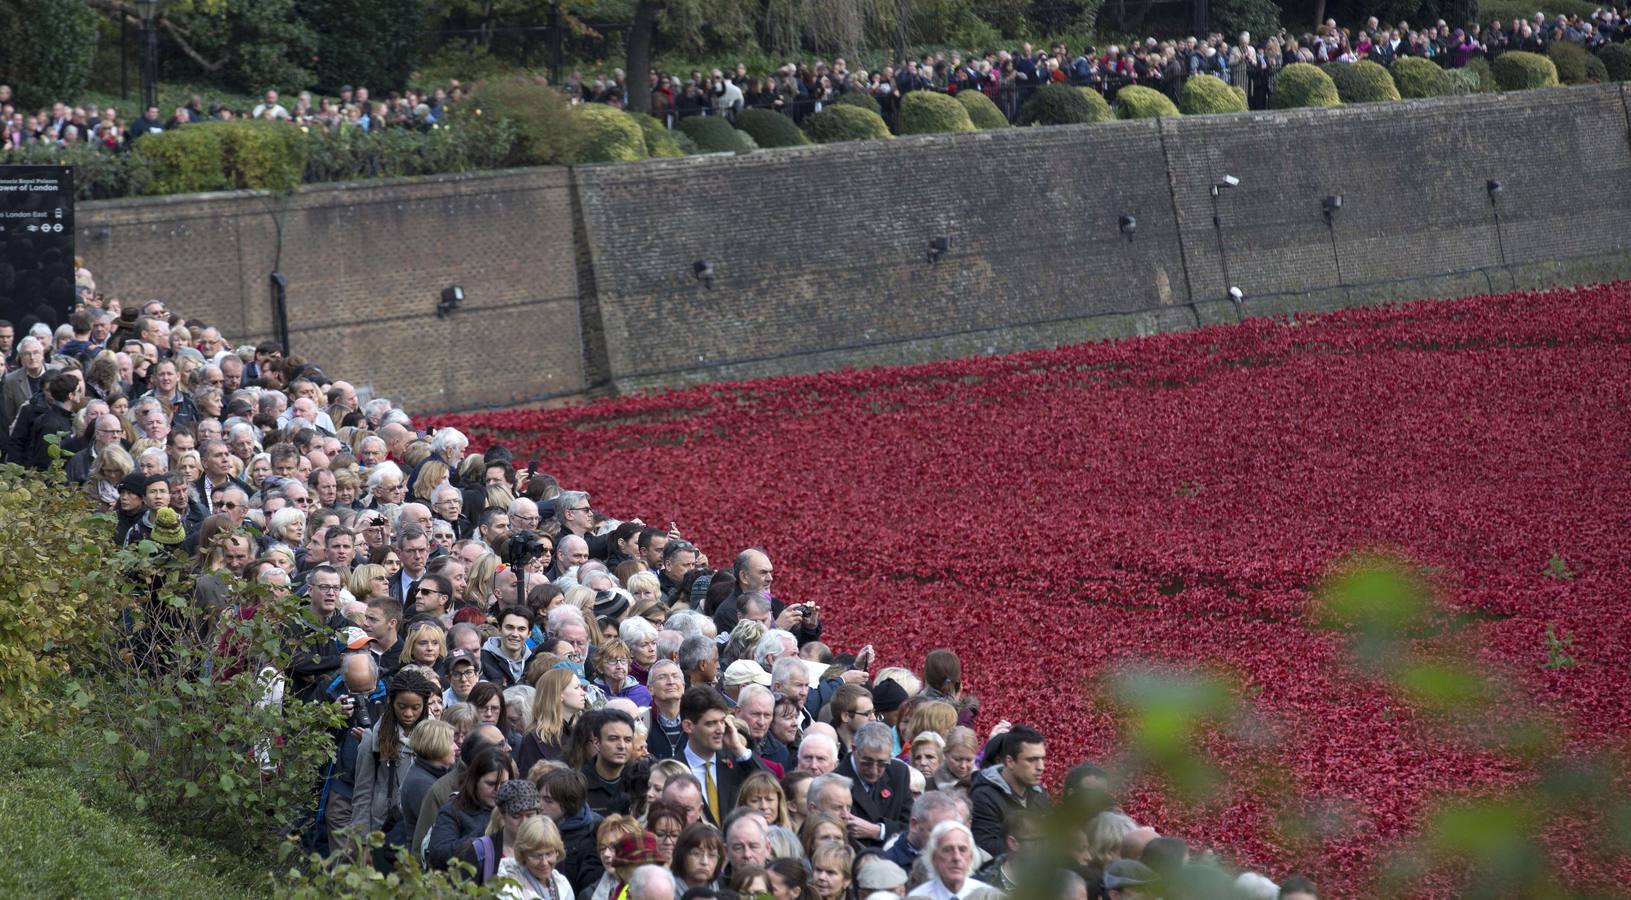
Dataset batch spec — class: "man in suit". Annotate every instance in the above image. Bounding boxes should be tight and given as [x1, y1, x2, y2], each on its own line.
[835, 721, 913, 848]
[1, 336, 46, 433]
[679, 685, 765, 827]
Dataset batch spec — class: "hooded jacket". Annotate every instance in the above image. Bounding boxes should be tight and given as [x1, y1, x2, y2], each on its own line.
[557, 803, 606, 895]
[968, 764, 1050, 859]
[479, 633, 532, 687]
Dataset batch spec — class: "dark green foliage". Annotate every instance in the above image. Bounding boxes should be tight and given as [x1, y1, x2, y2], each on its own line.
[1271, 63, 1341, 109]
[573, 104, 649, 163]
[630, 112, 686, 157]
[169, 0, 318, 92]
[1547, 41, 1606, 85]
[1600, 43, 1631, 82]
[1492, 51, 1560, 91]
[0, 143, 146, 200]
[465, 78, 577, 165]
[1446, 69, 1483, 94]
[0, 0, 98, 106]
[1115, 85, 1180, 119]
[1016, 83, 1111, 126]
[1180, 74, 1248, 114]
[1392, 57, 1455, 98]
[831, 90, 883, 115]
[899, 91, 977, 134]
[803, 104, 892, 143]
[735, 108, 810, 147]
[132, 121, 308, 195]
[671, 131, 701, 155]
[1322, 60, 1401, 103]
[1465, 56, 1495, 91]
[955, 89, 1010, 128]
[300, 121, 518, 183]
[1210, 0, 1282, 39]
[301, 0, 426, 93]
[679, 114, 757, 153]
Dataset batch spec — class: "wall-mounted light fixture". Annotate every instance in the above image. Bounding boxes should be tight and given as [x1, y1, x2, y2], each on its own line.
[1486, 179, 1502, 198]
[437, 285, 464, 318]
[693, 259, 715, 289]
[1322, 194, 1343, 223]
[1118, 214, 1137, 242]
[927, 236, 951, 264]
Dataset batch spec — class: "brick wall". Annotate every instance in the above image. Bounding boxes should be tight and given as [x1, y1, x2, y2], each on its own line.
[79, 168, 585, 414]
[76, 84, 1631, 409]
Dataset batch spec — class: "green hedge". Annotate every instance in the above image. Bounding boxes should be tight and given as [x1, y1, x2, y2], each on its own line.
[132, 122, 308, 196]
[572, 105, 648, 163]
[629, 112, 686, 157]
[1271, 63, 1341, 109]
[1446, 69, 1484, 95]
[1466, 56, 1495, 92]
[1180, 75, 1247, 114]
[1547, 42, 1607, 85]
[1602, 43, 1631, 83]
[955, 90, 1010, 129]
[1323, 60, 1401, 103]
[804, 105, 892, 143]
[678, 115, 757, 153]
[466, 78, 576, 165]
[735, 108, 809, 148]
[831, 90, 883, 116]
[1391, 57, 1455, 99]
[1115, 85, 1180, 119]
[1017, 83, 1111, 126]
[0, 144, 146, 200]
[1492, 51, 1560, 91]
[899, 91, 977, 134]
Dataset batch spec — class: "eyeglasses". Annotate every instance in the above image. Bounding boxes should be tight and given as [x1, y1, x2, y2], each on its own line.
[311, 583, 342, 593]
[853, 708, 876, 719]
[567, 506, 590, 513]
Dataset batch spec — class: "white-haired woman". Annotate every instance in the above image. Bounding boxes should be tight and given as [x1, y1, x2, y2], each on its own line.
[267, 507, 306, 546]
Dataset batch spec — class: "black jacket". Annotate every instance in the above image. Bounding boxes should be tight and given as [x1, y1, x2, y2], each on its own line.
[968, 765, 1051, 859]
[5, 394, 73, 469]
[835, 754, 912, 846]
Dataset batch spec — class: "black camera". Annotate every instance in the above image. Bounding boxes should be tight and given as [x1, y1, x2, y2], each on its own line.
[505, 529, 549, 570]
[349, 693, 374, 730]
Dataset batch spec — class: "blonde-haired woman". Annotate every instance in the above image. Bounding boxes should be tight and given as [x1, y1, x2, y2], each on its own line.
[497, 815, 573, 900]
[349, 563, 391, 601]
[86, 444, 135, 510]
[514, 668, 586, 776]
[411, 459, 450, 504]
[399, 619, 448, 673]
[467, 552, 501, 608]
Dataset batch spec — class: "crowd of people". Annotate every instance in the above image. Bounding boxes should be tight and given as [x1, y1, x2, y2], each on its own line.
[2, 271, 1338, 893]
[571, 8, 1631, 123]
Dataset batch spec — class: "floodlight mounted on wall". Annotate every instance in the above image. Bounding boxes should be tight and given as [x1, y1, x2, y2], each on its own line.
[927, 236, 951, 264]
[1322, 194, 1343, 223]
[437, 285, 464, 318]
[693, 259, 715, 289]
[1118, 214, 1137, 242]
[1486, 179, 1503, 199]
[1211, 174, 1241, 196]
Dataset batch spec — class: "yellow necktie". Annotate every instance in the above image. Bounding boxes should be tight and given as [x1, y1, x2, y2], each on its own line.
[704, 762, 720, 821]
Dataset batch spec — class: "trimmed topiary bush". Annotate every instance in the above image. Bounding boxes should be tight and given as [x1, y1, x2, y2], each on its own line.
[803, 104, 892, 143]
[571, 105, 648, 163]
[735, 108, 809, 148]
[1492, 50, 1560, 91]
[1391, 56, 1455, 98]
[678, 115, 756, 154]
[1116, 85, 1180, 119]
[1547, 41, 1607, 85]
[1465, 56, 1494, 91]
[1322, 60, 1401, 103]
[1181, 75, 1248, 114]
[831, 90, 883, 116]
[629, 112, 684, 157]
[1016, 83, 1111, 126]
[955, 89, 1010, 129]
[671, 131, 700, 155]
[133, 121, 308, 195]
[1446, 69, 1483, 94]
[1271, 63, 1342, 109]
[1600, 43, 1631, 82]
[466, 78, 577, 165]
[899, 91, 977, 134]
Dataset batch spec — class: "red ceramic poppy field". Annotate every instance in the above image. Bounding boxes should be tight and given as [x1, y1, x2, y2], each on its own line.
[434, 282, 1631, 893]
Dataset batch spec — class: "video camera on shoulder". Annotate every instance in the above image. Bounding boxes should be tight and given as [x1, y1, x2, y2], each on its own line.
[506, 529, 549, 570]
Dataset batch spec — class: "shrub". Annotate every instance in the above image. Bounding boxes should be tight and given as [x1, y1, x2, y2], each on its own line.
[1465, 56, 1495, 91]
[1322, 60, 1401, 103]
[0, 143, 145, 199]
[132, 127, 231, 195]
[671, 131, 701, 155]
[1271, 63, 1342, 109]
[78, 551, 342, 856]
[899, 91, 978, 134]
[0, 463, 111, 730]
[1391, 56, 1455, 98]
[301, 122, 518, 183]
[1181, 74, 1248, 114]
[1601, 43, 1631, 82]
[955, 89, 1010, 128]
[217, 122, 309, 192]
[1116, 85, 1181, 119]
[1446, 69, 1483, 95]
[276, 840, 504, 899]
[1017, 83, 1111, 126]
[465, 78, 576, 166]
[1547, 41, 1607, 85]
[1492, 51, 1560, 91]
[629, 113, 685, 157]
[679, 115, 757, 153]
[305, 0, 424, 92]
[803, 104, 893, 143]
[571, 104, 648, 163]
[831, 90, 883, 116]
[735, 108, 810, 147]
[0, 0, 98, 106]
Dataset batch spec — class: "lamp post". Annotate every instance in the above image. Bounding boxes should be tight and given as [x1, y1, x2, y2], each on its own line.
[136, 0, 160, 115]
